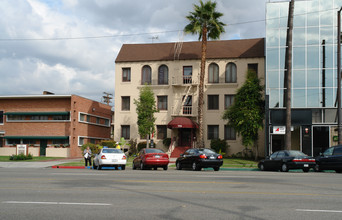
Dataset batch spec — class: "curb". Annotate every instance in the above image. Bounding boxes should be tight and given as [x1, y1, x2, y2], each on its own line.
[51, 166, 85, 169]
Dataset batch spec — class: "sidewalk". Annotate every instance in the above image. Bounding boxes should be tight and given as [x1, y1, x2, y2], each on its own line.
[0, 158, 81, 168]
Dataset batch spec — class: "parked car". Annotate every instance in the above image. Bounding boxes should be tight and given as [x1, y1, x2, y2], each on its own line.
[258, 150, 315, 172]
[133, 148, 169, 170]
[314, 145, 342, 173]
[175, 148, 223, 171]
[93, 148, 127, 170]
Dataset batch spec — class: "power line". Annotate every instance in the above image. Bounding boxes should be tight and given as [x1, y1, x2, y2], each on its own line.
[0, 7, 338, 42]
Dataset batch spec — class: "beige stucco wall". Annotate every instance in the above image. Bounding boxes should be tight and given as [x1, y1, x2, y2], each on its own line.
[0, 147, 16, 156]
[46, 148, 70, 157]
[114, 57, 265, 157]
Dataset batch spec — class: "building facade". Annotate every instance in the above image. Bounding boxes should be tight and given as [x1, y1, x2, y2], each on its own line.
[114, 38, 265, 157]
[0, 94, 112, 157]
[266, 0, 342, 156]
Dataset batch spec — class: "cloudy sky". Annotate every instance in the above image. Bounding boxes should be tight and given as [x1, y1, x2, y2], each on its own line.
[0, 0, 271, 105]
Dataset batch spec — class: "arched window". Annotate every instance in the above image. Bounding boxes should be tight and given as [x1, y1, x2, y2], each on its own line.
[158, 65, 168, 85]
[208, 63, 219, 83]
[141, 65, 152, 85]
[225, 62, 237, 83]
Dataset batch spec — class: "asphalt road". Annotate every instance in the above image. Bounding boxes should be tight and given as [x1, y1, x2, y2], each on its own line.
[0, 168, 341, 220]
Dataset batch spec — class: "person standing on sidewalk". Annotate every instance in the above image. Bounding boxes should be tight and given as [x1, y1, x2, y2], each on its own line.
[83, 146, 92, 168]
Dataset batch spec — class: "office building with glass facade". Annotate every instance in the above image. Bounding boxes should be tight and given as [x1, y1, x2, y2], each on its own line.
[266, 0, 342, 156]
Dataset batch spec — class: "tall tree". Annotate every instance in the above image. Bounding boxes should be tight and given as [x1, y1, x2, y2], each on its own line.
[283, 0, 294, 150]
[184, 0, 226, 148]
[222, 70, 264, 160]
[134, 85, 158, 148]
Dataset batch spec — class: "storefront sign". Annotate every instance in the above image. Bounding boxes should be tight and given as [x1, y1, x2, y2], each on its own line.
[17, 144, 27, 155]
[273, 126, 286, 134]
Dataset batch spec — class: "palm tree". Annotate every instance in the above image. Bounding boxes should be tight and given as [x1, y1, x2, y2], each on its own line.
[184, 0, 225, 148]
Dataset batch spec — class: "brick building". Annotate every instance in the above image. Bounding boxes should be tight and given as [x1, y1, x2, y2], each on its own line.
[0, 94, 112, 157]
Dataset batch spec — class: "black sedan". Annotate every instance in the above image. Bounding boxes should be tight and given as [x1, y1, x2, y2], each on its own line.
[315, 145, 342, 173]
[176, 148, 223, 171]
[258, 150, 315, 172]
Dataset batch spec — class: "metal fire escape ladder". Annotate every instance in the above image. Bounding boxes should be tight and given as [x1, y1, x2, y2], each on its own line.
[179, 85, 192, 115]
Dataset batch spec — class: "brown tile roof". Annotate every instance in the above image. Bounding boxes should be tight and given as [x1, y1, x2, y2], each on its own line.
[115, 38, 264, 63]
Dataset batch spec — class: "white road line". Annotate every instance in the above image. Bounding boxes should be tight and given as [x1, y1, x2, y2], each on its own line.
[194, 175, 256, 178]
[50, 173, 107, 176]
[296, 209, 342, 213]
[2, 201, 112, 206]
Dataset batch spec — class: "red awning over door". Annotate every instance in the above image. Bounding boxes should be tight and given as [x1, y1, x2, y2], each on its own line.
[167, 117, 198, 129]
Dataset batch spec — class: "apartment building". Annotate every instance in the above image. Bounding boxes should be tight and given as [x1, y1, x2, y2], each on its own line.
[114, 38, 265, 156]
[0, 94, 112, 157]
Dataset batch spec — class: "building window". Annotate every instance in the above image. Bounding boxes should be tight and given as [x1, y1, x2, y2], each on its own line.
[80, 113, 85, 122]
[121, 125, 130, 140]
[157, 125, 167, 140]
[0, 137, 3, 147]
[157, 96, 168, 111]
[104, 119, 110, 126]
[208, 125, 219, 140]
[79, 137, 84, 146]
[158, 65, 168, 85]
[208, 63, 219, 83]
[248, 63, 258, 76]
[183, 95, 192, 115]
[225, 62, 237, 83]
[31, 116, 48, 120]
[0, 111, 3, 124]
[224, 95, 235, 109]
[208, 95, 219, 110]
[7, 115, 25, 121]
[23, 139, 36, 145]
[53, 115, 69, 120]
[142, 65, 152, 85]
[224, 125, 236, 140]
[6, 139, 21, 145]
[122, 96, 130, 111]
[122, 67, 131, 82]
[96, 118, 100, 124]
[86, 115, 91, 122]
[52, 139, 69, 145]
[183, 66, 192, 84]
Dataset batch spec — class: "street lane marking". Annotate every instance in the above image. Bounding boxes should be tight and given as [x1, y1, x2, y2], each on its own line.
[2, 201, 112, 206]
[296, 209, 342, 213]
[116, 179, 245, 184]
[50, 173, 108, 176]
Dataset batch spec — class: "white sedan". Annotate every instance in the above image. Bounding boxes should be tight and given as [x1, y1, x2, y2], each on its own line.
[93, 148, 127, 170]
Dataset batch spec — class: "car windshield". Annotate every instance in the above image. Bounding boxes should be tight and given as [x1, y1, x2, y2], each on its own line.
[288, 151, 306, 157]
[145, 149, 164, 154]
[198, 149, 216, 154]
[102, 148, 123, 154]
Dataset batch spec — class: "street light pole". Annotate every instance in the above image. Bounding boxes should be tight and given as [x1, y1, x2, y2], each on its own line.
[338, 7, 342, 144]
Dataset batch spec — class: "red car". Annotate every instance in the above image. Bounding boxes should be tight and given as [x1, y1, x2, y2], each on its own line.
[133, 148, 169, 170]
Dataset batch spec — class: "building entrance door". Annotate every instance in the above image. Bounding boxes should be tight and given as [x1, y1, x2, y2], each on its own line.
[40, 140, 47, 156]
[179, 128, 192, 147]
[313, 126, 329, 156]
[271, 135, 284, 153]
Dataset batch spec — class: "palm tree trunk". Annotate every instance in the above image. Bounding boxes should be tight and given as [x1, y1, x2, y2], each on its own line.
[284, 0, 294, 151]
[197, 26, 207, 148]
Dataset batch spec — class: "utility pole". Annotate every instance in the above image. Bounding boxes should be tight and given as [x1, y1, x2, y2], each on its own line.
[338, 8, 342, 144]
[103, 92, 113, 105]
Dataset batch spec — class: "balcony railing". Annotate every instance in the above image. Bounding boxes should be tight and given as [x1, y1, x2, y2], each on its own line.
[171, 106, 197, 117]
[172, 75, 198, 86]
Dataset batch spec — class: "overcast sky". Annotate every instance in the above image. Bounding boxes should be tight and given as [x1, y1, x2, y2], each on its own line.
[0, 0, 271, 105]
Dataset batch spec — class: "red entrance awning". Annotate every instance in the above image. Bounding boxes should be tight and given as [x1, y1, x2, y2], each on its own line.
[167, 117, 198, 129]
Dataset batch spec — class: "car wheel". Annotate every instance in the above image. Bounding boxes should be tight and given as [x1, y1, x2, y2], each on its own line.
[176, 162, 182, 170]
[121, 165, 126, 170]
[302, 168, 310, 173]
[314, 164, 322, 172]
[97, 165, 102, 170]
[132, 162, 136, 170]
[335, 170, 342, 173]
[281, 163, 289, 172]
[163, 165, 168, 171]
[259, 163, 265, 171]
[140, 162, 145, 170]
[192, 162, 200, 171]
[213, 167, 220, 171]
[93, 162, 97, 170]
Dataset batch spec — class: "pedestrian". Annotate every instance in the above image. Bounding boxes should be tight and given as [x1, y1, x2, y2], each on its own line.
[83, 146, 92, 168]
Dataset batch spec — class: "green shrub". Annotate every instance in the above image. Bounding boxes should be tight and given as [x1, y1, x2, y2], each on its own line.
[100, 140, 116, 148]
[210, 139, 229, 155]
[163, 138, 171, 147]
[128, 139, 138, 156]
[137, 142, 148, 152]
[80, 143, 100, 155]
[9, 153, 33, 161]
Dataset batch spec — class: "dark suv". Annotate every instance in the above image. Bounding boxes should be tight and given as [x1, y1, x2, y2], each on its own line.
[315, 145, 342, 173]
